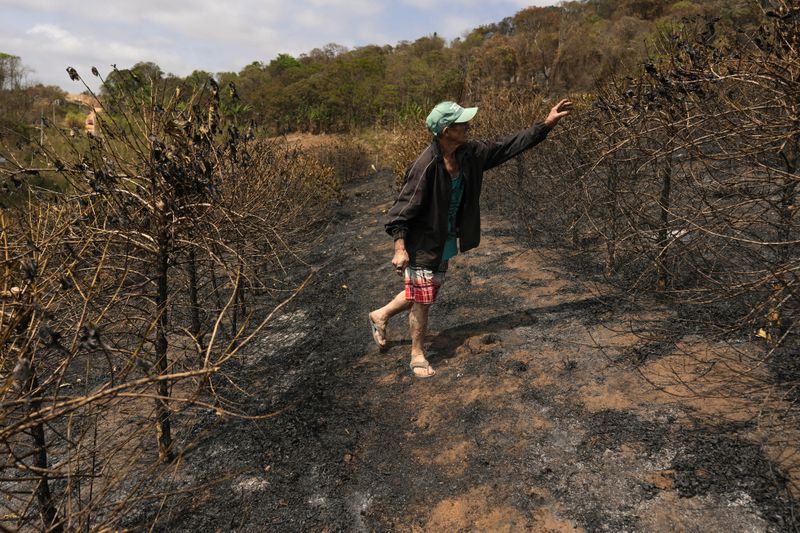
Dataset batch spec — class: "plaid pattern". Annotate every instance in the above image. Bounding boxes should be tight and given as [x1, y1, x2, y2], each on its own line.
[404, 264, 447, 304]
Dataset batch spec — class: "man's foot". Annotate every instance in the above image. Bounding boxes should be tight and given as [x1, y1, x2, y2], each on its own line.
[410, 359, 435, 378]
[368, 311, 387, 349]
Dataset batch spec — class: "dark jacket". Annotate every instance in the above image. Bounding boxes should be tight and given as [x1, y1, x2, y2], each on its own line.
[385, 122, 552, 268]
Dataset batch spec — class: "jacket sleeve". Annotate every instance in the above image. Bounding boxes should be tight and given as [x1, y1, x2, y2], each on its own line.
[385, 148, 433, 241]
[474, 122, 552, 171]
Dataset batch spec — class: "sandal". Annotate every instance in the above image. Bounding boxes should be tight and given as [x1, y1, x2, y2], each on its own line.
[410, 360, 436, 378]
[368, 313, 387, 350]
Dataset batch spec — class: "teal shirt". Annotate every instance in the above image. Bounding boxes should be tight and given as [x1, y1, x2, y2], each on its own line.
[442, 173, 464, 262]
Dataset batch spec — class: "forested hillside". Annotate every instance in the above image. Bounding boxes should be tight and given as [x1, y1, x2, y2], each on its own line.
[2, 0, 764, 138]
[200, 0, 765, 133]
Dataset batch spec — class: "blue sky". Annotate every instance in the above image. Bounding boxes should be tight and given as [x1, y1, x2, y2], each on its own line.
[0, 0, 559, 93]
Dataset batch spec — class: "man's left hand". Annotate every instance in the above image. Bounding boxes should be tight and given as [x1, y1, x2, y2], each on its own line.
[544, 99, 573, 128]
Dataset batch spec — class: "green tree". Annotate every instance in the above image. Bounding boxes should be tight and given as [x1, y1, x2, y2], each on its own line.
[0, 52, 27, 90]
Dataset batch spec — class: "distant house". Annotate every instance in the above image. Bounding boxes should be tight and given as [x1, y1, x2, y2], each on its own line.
[85, 111, 97, 135]
[66, 93, 102, 135]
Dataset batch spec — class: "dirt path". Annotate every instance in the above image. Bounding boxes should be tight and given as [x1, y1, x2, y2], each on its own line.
[152, 170, 797, 532]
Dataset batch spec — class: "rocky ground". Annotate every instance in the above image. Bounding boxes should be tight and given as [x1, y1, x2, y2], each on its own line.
[144, 169, 799, 532]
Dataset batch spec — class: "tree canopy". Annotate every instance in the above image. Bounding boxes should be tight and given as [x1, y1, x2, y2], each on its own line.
[1, 0, 767, 137]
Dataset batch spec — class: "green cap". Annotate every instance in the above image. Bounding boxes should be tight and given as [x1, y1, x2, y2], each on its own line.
[425, 101, 478, 136]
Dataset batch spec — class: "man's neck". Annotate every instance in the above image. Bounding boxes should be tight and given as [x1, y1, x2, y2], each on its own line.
[438, 138, 460, 158]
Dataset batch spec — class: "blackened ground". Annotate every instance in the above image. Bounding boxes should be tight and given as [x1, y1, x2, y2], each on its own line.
[147, 170, 798, 532]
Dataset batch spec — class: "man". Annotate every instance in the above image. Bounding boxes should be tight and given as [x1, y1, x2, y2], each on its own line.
[369, 98, 573, 377]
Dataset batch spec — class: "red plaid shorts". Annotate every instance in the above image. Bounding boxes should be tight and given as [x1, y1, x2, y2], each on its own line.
[404, 263, 448, 304]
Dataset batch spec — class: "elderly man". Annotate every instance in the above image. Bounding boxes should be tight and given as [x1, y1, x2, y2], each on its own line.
[369, 98, 573, 377]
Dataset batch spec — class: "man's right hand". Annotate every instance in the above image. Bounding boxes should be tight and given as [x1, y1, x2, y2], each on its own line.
[392, 248, 409, 275]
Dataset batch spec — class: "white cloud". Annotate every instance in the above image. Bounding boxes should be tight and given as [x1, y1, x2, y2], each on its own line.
[307, 0, 382, 14]
[439, 16, 484, 39]
[400, 0, 533, 9]
[26, 24, 81, 51]
[5, 21, 182, 91]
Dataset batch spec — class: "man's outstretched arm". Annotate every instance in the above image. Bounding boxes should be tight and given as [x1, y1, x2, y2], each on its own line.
[478, 99, 574, 171]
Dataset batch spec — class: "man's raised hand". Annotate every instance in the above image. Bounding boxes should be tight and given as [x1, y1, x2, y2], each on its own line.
[544, 99, 573, 128]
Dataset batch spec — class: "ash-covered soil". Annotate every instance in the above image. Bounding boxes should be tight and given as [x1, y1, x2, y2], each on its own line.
[147, 170, 799, 532]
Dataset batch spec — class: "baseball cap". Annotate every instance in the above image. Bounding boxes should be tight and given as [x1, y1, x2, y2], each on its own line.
[425, 101, 478, 136]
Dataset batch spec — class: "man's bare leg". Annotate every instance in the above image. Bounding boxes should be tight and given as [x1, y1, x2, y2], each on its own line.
[369, 291, 411, 347]
[409, 302, 434, 377]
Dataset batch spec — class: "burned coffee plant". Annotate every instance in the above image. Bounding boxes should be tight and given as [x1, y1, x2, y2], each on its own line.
[482, 0, 799, 497]
[0, 66, 340, 530]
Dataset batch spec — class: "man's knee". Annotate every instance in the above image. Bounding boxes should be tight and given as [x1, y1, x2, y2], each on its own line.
[411, 301, 431, 316]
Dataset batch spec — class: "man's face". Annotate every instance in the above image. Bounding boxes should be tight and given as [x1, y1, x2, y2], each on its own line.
[443, 122, 469, 145]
